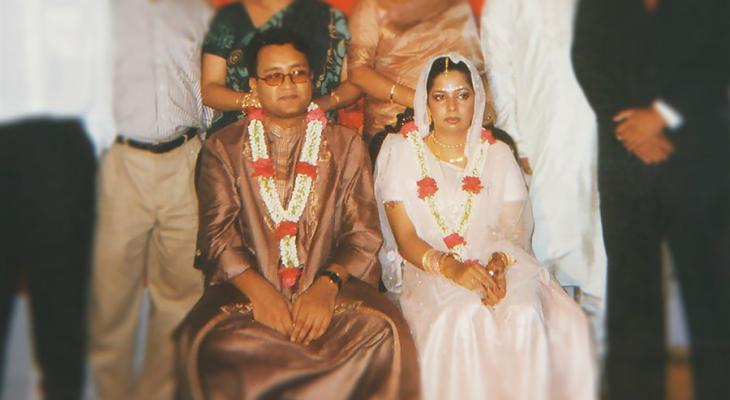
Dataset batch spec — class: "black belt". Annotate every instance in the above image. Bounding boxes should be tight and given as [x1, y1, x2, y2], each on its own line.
[116, 127, 198, 154]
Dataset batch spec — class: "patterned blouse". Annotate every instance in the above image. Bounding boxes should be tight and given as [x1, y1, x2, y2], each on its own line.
[203, 0, 350, 133]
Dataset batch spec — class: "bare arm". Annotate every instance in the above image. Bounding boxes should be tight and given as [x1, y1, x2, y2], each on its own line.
[383, 203, 437, 271]
[384, 203, 498, 303]
[349, 66, 415, 108]
[201, 53, 249, 112]
[313, 59, 363, 111]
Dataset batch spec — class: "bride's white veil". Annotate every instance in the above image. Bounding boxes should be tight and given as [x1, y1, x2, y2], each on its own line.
[413, 53, 487, 160]
[377, 53, 491, 293]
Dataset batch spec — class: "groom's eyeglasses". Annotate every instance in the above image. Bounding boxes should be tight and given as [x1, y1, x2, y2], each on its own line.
[258, 69, 312, 86]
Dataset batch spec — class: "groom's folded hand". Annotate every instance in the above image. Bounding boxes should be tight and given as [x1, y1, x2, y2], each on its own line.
[290, 277, 338, 345]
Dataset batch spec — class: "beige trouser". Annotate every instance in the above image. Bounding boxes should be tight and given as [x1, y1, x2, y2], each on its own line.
[89, 137, 203, 400]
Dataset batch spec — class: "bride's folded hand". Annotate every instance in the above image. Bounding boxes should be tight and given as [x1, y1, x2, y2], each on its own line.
[441, 256, 500, 305]
[486, 260, 507, 301]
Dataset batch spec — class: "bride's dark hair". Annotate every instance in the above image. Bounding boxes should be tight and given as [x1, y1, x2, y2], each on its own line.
[426, 57, 473, 93]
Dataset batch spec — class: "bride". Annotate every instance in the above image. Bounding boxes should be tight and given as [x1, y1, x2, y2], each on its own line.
[374, 54, 597, 400]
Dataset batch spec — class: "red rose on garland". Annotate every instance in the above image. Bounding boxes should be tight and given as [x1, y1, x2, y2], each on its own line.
[251, 158, 275, 178]
[481, 128, 496, 144]
[306, 107, 327, 126]
[461, 176, 483, 194]
[400, 121, 418, 137]
[417, 177, 439, 199]
[274, 221, 298, 240]
[295, 162, 318, 180]
[248, 108, 265, 121]
[279, 267, 302, 289]
[443, 233, 466, 249]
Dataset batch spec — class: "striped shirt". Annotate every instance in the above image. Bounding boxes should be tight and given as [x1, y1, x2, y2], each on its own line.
[113, 0, 213, 143]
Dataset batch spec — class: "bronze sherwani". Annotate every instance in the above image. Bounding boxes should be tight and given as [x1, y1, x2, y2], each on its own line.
[176, 118, 420, 400]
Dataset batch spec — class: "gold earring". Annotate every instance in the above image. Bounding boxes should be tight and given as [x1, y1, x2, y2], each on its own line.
[427, 111, 433, 126]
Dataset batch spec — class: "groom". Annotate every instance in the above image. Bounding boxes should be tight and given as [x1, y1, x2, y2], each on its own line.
[176, 29, 420, 400]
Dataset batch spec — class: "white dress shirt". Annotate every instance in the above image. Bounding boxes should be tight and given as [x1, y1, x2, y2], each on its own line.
[654, 100, 684, 129]
[0, 0, 115, 152]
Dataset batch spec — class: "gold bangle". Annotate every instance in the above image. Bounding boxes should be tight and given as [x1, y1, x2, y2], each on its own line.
[421, 249, 436, 272]
[432, 251, 444, 274]
[239, 92, 261, 110]
[242, 93, 252, 111]
[330, 91, 341, 106]
[389, 84, 396, 104]
[437, 252, 453, 274]
[421, 249, 444, 274]
[506, 253, 515, 266]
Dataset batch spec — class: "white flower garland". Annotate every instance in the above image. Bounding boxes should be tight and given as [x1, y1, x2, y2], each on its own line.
[404, 126, 492, 260]
[248, 103, 324, 274]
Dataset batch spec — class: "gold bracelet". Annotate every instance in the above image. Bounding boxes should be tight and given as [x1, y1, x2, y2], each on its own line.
[421, 249, 436, 272]
[239, 92, 261, 110]
[330, 91, 341, 106]
[437, 252, 453, 274]
[388, 84, 396, 104]
[421, 249, 444, 274]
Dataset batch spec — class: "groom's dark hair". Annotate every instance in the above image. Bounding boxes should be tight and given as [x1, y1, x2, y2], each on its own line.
[426, 57, 474, 92]
[245, 28, 313, 77]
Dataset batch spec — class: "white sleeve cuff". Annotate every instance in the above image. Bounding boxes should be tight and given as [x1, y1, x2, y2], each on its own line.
[653, 100, 684, 130]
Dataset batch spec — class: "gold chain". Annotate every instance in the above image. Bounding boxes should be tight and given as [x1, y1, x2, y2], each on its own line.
[430, 132, 465, 149]
[428, 136, 466, 165]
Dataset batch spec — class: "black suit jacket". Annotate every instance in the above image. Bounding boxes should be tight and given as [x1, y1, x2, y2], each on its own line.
[572, 0, 730, 189]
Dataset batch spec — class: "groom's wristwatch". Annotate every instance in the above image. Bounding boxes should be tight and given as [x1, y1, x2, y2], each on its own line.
[319, 270, 343, 291]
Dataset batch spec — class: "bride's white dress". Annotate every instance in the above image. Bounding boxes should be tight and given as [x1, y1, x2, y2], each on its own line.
[375, 134, 597, 400]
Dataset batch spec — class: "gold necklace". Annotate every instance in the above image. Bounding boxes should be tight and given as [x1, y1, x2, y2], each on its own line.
[428, 137, 466, 165]
[431, 132, 466, 149]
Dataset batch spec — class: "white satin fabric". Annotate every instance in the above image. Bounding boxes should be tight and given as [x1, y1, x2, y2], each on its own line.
[480, 0, 606, 301]
[375, 55, 597, 399]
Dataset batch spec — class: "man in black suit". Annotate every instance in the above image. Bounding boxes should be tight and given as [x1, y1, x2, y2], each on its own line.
[572, 0, 730, 398]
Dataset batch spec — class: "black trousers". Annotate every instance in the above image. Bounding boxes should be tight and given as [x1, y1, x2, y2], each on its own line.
[0, 118, 97, 400]
[601, 155, 730, 400]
